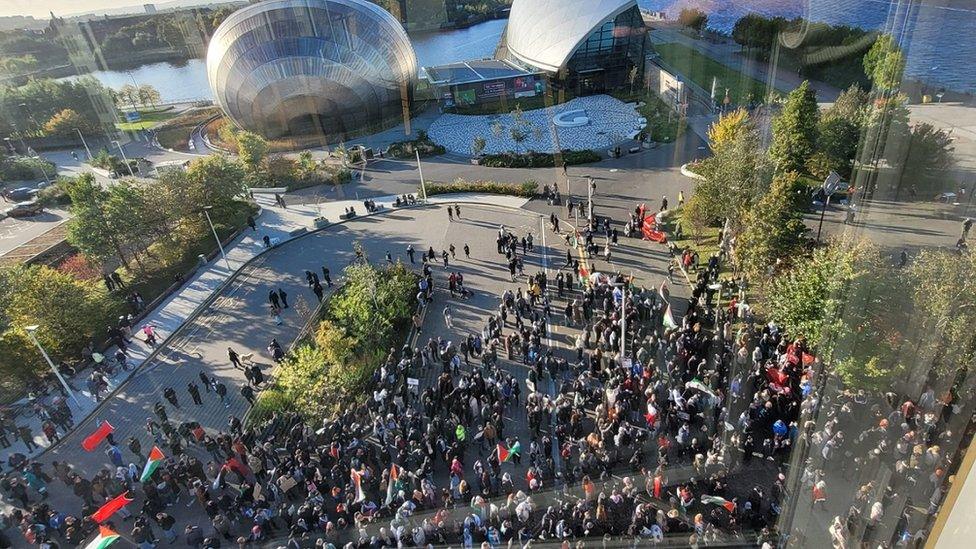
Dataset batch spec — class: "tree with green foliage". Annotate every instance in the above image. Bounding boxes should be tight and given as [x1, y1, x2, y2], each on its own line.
[863, 34, 905, 91]
[0, 265, 121, 386]
[687, 123, 771, 229]
[183, 154, 248, 216]
[65, 174, 137, 267]
[765, 238, 907, 391]
[735, 172, 809, 280]
[808, 116, 861, 179]
[678, 8, 709, 33]
[769, 80, 820, 174]
[235, 130, 269, 174]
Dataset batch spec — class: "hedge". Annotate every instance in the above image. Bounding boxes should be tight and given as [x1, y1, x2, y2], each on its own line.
[0, 156, 56, 181]
[424, 178, 539, 198]
[387, 131, 446, 159]
[479, 149, 601, 168]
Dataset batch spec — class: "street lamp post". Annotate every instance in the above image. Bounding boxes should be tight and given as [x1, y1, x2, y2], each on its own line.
[24, 325, 82, 408]
[203, 206, 231, 270]
[76, 128, 93, 160]
[587, 177, 595, 224]
[416, 149, 427, 203]
[112, 140, 137, 177]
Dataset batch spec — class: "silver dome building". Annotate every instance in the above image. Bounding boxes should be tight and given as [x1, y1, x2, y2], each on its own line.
[206, 0, 418, 139]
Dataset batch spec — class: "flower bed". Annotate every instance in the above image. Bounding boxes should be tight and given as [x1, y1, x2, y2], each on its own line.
[478, 149, 601, 168]
[424, 178, 538, 198]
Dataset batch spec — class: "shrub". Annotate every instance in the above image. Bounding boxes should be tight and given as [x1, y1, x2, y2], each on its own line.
[387, 135, 446, 159]
[425, 178, 538, 198]
[0, 156, 56, 181]
[57, 254, 102, 281]
[479, 149, 601, 168]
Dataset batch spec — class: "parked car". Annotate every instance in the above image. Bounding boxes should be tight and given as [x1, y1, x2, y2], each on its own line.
[1, 186, 37, 202]
[3, 199, 44, 218]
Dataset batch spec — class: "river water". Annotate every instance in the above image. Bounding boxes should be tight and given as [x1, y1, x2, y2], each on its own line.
[62, 2, 974, 102]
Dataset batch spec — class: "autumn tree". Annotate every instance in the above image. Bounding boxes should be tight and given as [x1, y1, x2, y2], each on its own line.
[735, 171, 809, 280]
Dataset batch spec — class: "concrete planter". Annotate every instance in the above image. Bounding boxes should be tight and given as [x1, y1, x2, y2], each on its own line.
[313, 217, 330, 229]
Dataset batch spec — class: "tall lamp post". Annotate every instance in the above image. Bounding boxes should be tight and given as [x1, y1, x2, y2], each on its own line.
[24, 325, 82, 408]
[111, 140, 137, 177]
[416, 149, 427, 203]
[203, 206, 230, 270]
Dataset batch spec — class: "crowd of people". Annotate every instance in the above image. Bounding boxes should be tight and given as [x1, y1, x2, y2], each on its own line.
[0, 199, 967, 549]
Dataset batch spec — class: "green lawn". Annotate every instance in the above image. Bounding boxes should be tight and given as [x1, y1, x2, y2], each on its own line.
[654, 42, 771, 105]
[116, 108, 177, 131]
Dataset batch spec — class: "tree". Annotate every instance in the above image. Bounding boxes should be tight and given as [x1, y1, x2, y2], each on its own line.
[707, 108, 751, 151]
[117, 83, 139, 111]
[65, 174, 137, 267]
[183, 155, 247, 216]
[137, 84, 161, 110]
[678, 8, 708, 33]
[509, 104, 532, 154]
[235, 130, 268, 174]
[471, 136, 486, 156]
[896, 123, 955, 196]
[863, 34, 905, 91]
[905, 250, 976, 384]
[43, 109, 90, 137]
[825, 85, 869, 126]
[765, 238, 907, 391]
[688, 124, 771, 228]
[0, 265, 121, 382]
[735, 172, 809, 280]
[769, 80, 820, 174]
[808, 116, 860, 179]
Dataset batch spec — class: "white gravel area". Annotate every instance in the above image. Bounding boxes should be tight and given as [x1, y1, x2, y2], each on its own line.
[427, 95, 643, 155]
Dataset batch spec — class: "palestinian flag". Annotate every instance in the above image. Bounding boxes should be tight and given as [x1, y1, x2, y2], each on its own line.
[84, 525, 121, 549]
[140, 446, 165, 483]
[701, 494, 736, 513]
[385, 464, 404, 506]
[91, 491, 133, 523]
[350, 468, 366, 502]
[662, 304, 677, 329]
[497, 441, 521, 462]
[82, 421, 114, 452]
[658, 279, 670, 302]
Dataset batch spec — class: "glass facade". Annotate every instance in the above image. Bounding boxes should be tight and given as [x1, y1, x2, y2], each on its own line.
[565, 5, 647, 94]
[207, 0, 417, 139]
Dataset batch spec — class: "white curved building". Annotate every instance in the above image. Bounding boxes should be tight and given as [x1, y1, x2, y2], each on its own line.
[504, 0, 647, 94]
[207, 0, 417, 139]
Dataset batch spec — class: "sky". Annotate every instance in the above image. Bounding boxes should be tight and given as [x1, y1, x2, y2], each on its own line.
[0, 0, 231, 19]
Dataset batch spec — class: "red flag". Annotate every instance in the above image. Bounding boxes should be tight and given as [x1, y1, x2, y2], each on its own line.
[82, 421, 114, 452]
[801, 352, 816, 366]
[653, 475, 662, 499]
[91, 491, 133, 523]
[766, 366, 789, 386]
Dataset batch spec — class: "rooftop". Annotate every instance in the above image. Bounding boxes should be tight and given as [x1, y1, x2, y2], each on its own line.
[422, 59, 534, 86]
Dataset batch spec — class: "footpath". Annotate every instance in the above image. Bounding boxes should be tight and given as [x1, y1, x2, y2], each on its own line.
[3, 190, 529, 467]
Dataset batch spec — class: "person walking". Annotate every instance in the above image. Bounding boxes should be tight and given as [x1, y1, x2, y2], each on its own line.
[449, 244, 456, 259]
[443, 305, 453, 329]
[407, 245, 416, 263]
[228, 347, 243, 370]
[277, 288, 288, 308]
[241, 385, 256, 405]
[386, 251, 394, 264]
[268, 290, 280, 309]
[313, 282, 324, 302]
[163, 387, 180, 409]
[442, 250, 449, 269]
[215, 381, 228, 407]
[187, 382, 203, 406]
[448, 207, 453, 222]
[199, 372, 211, 393]
[322, 266, 333, 287]
[463, 243, 470, 259]
[16, 426, 36, 452]
[246, 215, 256, 231]
[454, 204, 461, 219]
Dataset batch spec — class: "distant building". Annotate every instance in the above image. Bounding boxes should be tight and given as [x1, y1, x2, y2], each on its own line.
[501, 0, 648, 95]
[207, 0, 418, 139]
[144, 4, 157, 14]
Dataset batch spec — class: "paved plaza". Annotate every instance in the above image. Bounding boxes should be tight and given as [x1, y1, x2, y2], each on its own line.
[427, 95, 645, 154]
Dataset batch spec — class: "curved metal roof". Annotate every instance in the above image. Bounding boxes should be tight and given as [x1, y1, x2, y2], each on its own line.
[206, 0, 416, 137]
[506, 0, 637, 72]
